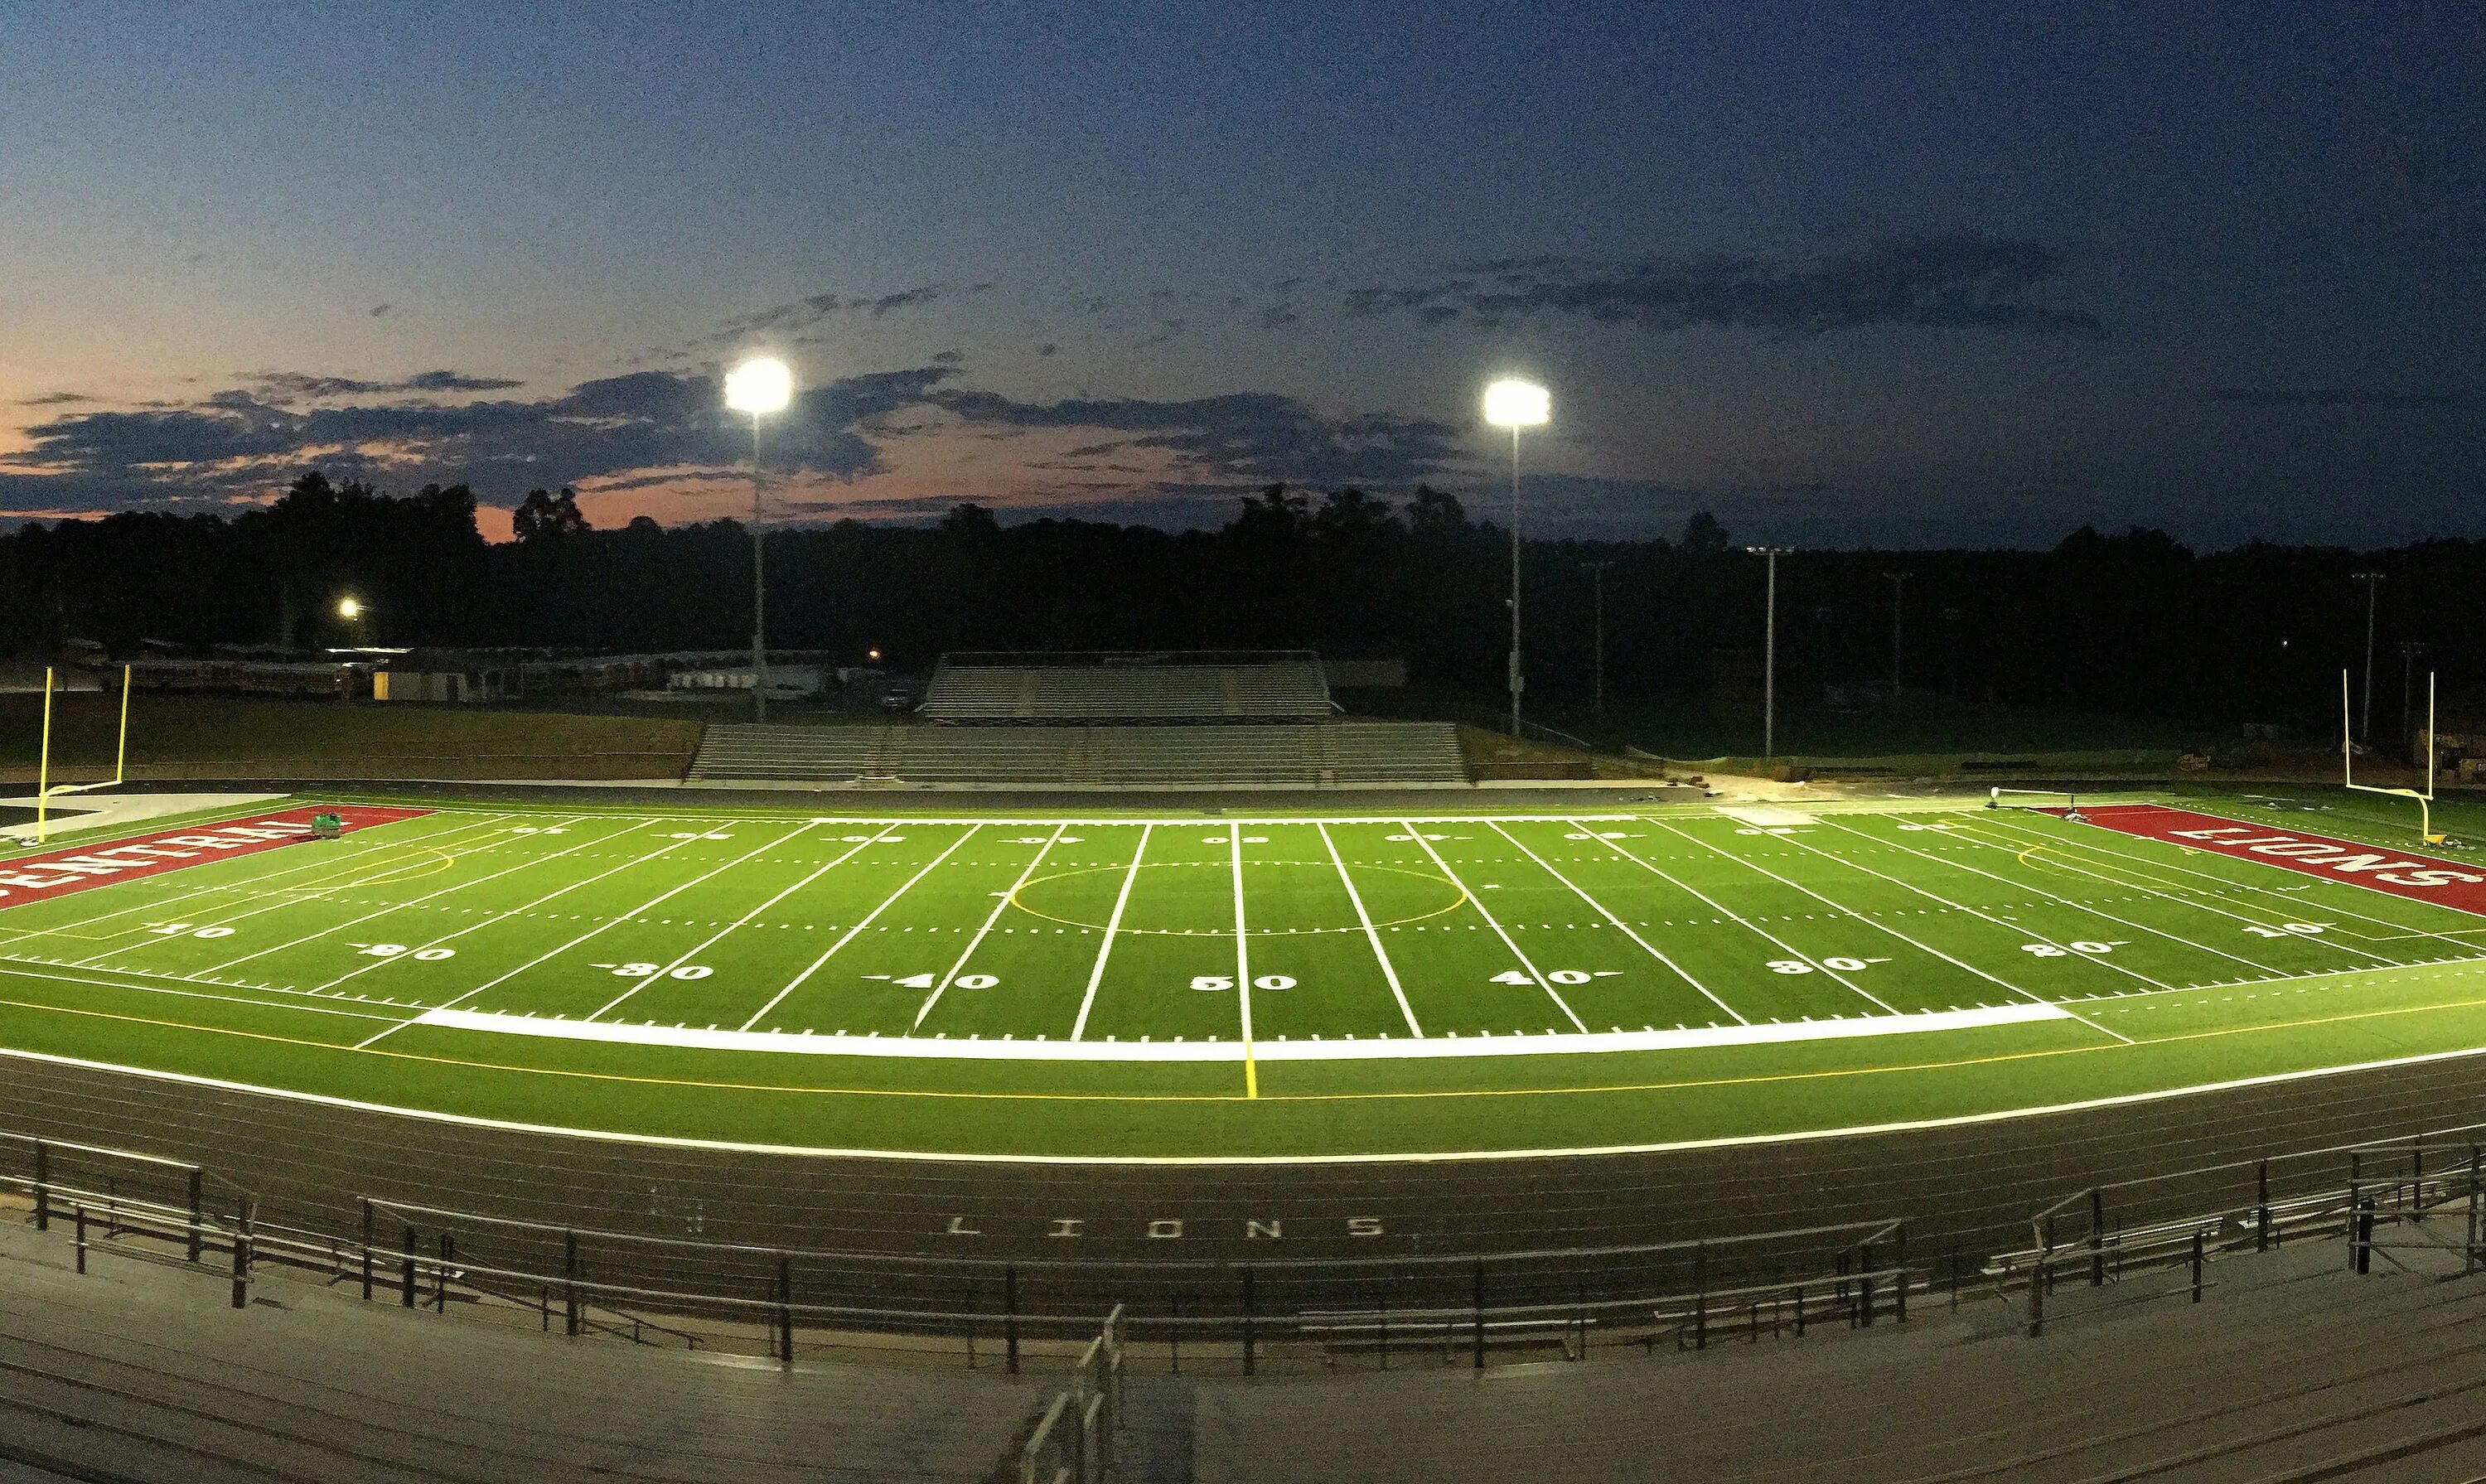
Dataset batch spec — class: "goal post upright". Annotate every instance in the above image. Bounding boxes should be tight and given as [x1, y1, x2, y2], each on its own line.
[2344, 666, 2440, 844]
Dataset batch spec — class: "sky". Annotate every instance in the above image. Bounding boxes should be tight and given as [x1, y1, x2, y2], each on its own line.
[0, 0, 2479, 548]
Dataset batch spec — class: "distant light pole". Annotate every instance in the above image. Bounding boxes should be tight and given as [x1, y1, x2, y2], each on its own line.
[1884, 572, 1911, 714]
[1584, 560, 1613, 714]
[725, 357, 794, 722]
[1748, 547, 1793, 758]
[1483, 379, 1550, 737]
[2352, 572, 2382, 744]
[2401, 640, 2425, 755]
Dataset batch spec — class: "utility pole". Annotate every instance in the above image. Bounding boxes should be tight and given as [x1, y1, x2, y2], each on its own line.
[2353, 572, 2382, 744]
[1748, 548, 1792, 758]
[1884, 572, 1910, 714]
[1584, 561, 1613, 714]
[2401, 640, 2425, 758]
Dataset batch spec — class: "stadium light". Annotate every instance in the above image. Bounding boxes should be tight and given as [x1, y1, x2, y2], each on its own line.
[1747, 548, 1793, 758]
[336, 597, 362, 620]
[727, 357, 795, 721]
[1483, 379, 1550, 736]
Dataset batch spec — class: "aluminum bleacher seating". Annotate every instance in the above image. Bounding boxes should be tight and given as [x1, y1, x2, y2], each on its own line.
[687, 720, 1467, 786]
[918, 651, 1333, 722]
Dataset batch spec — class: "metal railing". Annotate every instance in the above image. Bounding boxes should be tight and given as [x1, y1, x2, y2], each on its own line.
[0, 1128, 1916, 1374]
[1018, 1307, 1127, 1484]
[1988, 1127, 2486, 1337]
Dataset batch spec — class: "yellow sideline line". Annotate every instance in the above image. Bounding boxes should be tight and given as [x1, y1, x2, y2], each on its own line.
[3, 967, 2486, 1105]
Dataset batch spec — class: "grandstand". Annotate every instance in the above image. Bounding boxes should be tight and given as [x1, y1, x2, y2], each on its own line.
[919, 650, 1334, 723]
[691, 650, 1467, 786]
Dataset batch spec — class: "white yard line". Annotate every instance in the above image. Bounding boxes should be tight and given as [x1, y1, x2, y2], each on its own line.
[39, 810, 509, 961]
[1071, 824, 1151, 1042]
[585, 819, 870, 1022]
[912, 824, 1066, 1031]
[1488, 821, 1746, 1024]
[68, 812, 523, 967]
[734, 825, 984, 1032]
[1231, 827, 1257, 1097]
[1817, 815, 2297, 978]
[1582, 824, 1901, 1015]
[350, 819, 805, 1049]
[1976, 812, 2486, 953]
[1945, 817, 2408, 971]
[1397, 819, 1587, 1032]
[1644, 818, 2135, 1044]
[1317, 823, 1423, 1037]
[182, 815, 600, 979]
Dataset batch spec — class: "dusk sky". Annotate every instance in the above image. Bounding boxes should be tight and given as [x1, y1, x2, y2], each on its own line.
[2, 1, 2478, 547]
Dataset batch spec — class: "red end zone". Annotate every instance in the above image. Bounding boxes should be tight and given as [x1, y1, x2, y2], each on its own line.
[0, 805, 433, 911]
[2046, 803, 2486, 916]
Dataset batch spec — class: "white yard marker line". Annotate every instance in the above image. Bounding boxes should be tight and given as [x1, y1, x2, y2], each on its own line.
[734, 825, 984, 1032]
[1947, 818, 2409, 970]
[309, 817, 684, 995]
[1819, 816, 2293, 976]
[912, 824, 1067, 1031]
[1231, 826, 1257, 1099]
[1071, 825, 1151, 1042]
[1976, 812, 2486, 954]
[1399, 819, 1588, 1032]
[1318, 823, 1423, 1037]
[1581, 823, 1900, 1015]
[1644, 818, 2135, 1044]
[1489, 821, 1745, 1025]
[67, 811, 524, 966]
[183, 815, 601, 978]
[588, 820, 872, 1022]
[351, 819, 805, 1049]
[40, 810, 510, 961]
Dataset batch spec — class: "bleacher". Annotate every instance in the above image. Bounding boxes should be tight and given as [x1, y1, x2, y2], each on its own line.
[686, 719, 1467, 787]
[919, 650, 1334, 723]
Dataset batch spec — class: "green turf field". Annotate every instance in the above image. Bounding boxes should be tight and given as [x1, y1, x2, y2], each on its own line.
[2, 788, 2485, 1159]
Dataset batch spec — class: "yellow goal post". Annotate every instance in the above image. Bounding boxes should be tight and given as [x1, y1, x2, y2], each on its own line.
[2345, 667, 2440, 845]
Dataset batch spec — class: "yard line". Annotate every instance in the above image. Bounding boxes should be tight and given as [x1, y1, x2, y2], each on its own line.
[311, 817, 688, 994]
[1397, 820, 1587, 1032]
[588, 819, 875, 1021]
[1487, 822, 1745, 1024]
[911, 824, 1067, 1031]
[1231, 826, 1257, 1098]
[734, 825, 984, 1032]
[1317, 824, 1423, 1037]
[1818, 816, 2294, 976]
[19, 810, 505, 956]
[1642, 818, 2135, 1043]
[183, 815, 602, 978]
[1070, 824, 1151, 1042]
[1975, 812, 2486, 952]
[62, 812, 523, 966]
[1944, 819, 2409, 969]
[1578, 824, 1900, 1015]
[352, 818, 812, 1049]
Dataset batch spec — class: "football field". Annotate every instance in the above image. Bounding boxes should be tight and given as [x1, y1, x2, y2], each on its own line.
[2, 790, 2486, 1158]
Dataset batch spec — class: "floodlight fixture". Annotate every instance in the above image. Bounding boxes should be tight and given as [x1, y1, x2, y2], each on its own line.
[336, 597, 362, 620]
[1482, 379, 1550, 428]
[724, 357, 793, 415]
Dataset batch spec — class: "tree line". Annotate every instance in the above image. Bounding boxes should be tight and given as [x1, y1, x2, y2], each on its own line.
[2, 471, 2474, 734]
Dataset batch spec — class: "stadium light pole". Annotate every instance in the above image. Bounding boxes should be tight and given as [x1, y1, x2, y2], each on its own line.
[2352, 571, 2382, 744]
[1484, 379, 1550, 737]
[1584, 560, 1613, 714]
[725, 357, 794, 723]
[1748, 547, 1793, 758]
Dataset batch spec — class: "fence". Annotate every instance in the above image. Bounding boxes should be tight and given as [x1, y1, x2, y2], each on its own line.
[0, 1128, 1913, 1375]
[1986, 1125, 2486, 1337]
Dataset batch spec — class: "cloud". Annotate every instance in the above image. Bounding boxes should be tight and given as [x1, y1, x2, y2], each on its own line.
[2198, 387, 2459, 409]
[243, 370, 526, 401]
[5, 365, 965, 515]
[369, 303, 393, 317]
[931, 349, 965, 365]
[1345, 234, 2101, 337]
[1035, 342, 1060, 357]
[16, 392, 93, 406]
[931, 388, 1468, 487]
[1256, 306, 1299, 329]
[711, 281, 998, 345]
